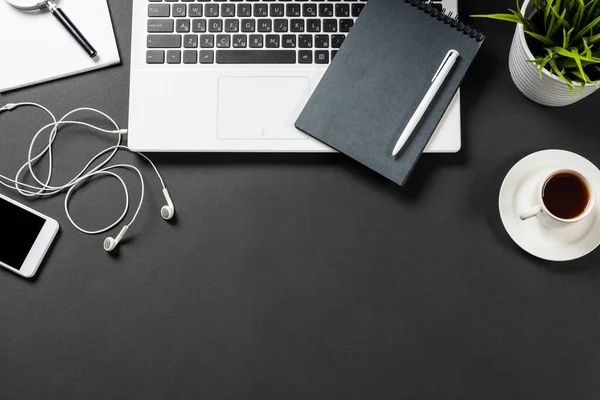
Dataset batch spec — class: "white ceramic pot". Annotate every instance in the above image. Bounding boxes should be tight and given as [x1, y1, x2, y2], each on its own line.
[508, 0, 599, 106]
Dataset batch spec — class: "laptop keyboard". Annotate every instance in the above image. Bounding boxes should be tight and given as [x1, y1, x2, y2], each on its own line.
[146, 0, 445, 65]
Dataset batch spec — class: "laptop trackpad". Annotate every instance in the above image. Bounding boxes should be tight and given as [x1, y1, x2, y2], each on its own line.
[217, 77, 309, 139]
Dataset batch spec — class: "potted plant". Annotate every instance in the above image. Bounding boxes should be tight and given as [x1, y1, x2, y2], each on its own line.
[474, 0, 600, 106]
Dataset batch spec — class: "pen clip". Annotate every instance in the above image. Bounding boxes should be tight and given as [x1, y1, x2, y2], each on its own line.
[432, 50, 460, 82]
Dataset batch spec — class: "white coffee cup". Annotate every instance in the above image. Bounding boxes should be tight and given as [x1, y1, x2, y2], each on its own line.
[519, 169, 595, 228]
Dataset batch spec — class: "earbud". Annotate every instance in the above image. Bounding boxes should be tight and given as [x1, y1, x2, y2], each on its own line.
[103, 225, 129, 252]
[161, 188, 175, 220]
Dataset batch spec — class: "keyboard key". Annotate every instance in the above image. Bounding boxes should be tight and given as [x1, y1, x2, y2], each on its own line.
[176, 19, 191, 33]
[183, 50, 198, 63]
[232, 34, 247, 48]
[184, 34, 198, 48]
[146, 50, 165, 64]
[249, 34, 264, 47]
[351, 3, 364, 16]
[265, 34, 280, 47]
[253, 4, 268, 16]
[237, 4, 252, 16]
[199, 50, 214, 63]
[298, 34, 312, 47]
[290, 19, 304, 32]
[282, 34, 296, 47]
[274, 19, 288, 32]
[209, 19, 223, 32]
[298, 50, 312, 63]
[221, 4, 236, 16]
[257, 19, 272, 32]
[302, 3, 316, 16]
[189, 4, 203, 17]
[225, 19, 239, 32]
[216, 50, 296, 63]
[270, 3, 284, 16]
[331, 49, 338, 59]
[335, 3, 349, 16]
[167, 50, 181, 64]
[172, 4, 186, 17]
[241, 19, 256, 32]
[323, 19, 336, 32]
[192, 19, 207, 32]
[205, 4, 219, 17]
[148, 19, 174, 33]
[315, 34, 329, 48]
[340, 19, 353, 32]
[200, 34, 214, 47]
[286, 3, 300, 16]
[307, 19, 321, 32]
[216, 34, 231, 48]
[319, 3, 333, 16]
[315, 50, 329, 63]
[148, 4, 170, 17]
[331, 34, 344, 48]
[147, 35, 182, 48]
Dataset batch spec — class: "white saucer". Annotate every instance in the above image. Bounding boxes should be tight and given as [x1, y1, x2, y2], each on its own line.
[499, 150, 600, 262]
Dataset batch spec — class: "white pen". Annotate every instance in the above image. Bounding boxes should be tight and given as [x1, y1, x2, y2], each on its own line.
[392, 49, 460, 156]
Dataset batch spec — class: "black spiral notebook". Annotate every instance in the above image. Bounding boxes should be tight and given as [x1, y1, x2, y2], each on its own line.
[295, 0, 484, 186]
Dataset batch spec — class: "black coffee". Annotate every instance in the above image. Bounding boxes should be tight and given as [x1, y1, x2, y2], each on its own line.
[542, 172, 590, 220]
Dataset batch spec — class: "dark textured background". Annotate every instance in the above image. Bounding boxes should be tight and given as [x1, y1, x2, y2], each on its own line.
[1, 0, 599, 399]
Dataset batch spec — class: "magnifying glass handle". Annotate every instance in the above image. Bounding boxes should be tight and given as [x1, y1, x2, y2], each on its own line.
[46, 1, 97, 58]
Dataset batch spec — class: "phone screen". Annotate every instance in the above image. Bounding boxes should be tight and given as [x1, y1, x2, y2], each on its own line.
[0, 198, 46, 269]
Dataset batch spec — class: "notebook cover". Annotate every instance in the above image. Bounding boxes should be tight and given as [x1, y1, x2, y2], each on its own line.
[295, 0, 484, 186]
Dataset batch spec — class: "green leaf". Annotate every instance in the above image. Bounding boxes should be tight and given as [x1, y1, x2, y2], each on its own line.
[548, 8, 569, 37]
[583, 0, 600, 26]
[573, 0, 586, 32]
[551, 6, 571, 30]
[572, 14, 600, 42]
[552, 46, 600, 62]
[582, 37, 593, 58]
[570, 71, 590, 94]
[509, 8, 535, 31]
[534, 0, 546, 11]
[549, 58, 576, 95]
[470, 13, 523, 24]
[537, 54, 554, 77]
[545, 0, 554, 29]
[525, 30, 556, 45]
[563, 27, 575, 47]
[571, 47, 593, 82]
[588, 32, 600, 44]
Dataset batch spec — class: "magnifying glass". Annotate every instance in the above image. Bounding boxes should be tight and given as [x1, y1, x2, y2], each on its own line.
[6, 0, 97, 58]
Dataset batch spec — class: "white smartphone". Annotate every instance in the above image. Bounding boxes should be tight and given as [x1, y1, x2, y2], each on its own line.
[0, 193, 59, 278]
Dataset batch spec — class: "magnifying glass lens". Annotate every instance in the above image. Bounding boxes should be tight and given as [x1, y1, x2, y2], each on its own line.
[5, 0, 50, 11]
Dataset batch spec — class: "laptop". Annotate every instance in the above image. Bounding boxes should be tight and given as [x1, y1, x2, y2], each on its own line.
[128, 0, 460, 153]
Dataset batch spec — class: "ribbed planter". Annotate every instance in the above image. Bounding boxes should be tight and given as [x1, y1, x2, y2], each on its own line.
[508, 0, 599, 106]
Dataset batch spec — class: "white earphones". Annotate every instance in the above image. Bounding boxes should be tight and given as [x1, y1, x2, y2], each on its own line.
[104, 225, 129, 252]
[0, 102, 175, 252]
[161, 188, 175, 221]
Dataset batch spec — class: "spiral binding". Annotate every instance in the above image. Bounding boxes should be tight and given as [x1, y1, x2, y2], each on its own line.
[405, 0, 485, 42]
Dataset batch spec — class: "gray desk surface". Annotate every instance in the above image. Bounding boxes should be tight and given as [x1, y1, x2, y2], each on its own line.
[1, 0, 599, 398]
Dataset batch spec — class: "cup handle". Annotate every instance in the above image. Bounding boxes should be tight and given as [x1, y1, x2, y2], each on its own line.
[519, 205, 543, 221]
